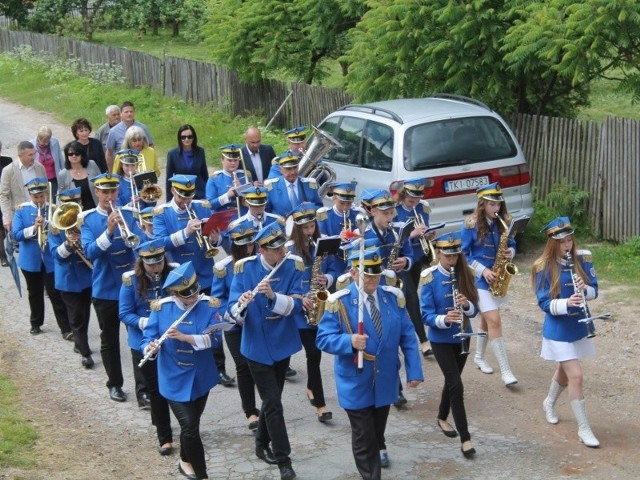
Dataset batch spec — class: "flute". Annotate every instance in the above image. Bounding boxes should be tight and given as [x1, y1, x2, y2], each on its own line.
[138, 293, 204, 367]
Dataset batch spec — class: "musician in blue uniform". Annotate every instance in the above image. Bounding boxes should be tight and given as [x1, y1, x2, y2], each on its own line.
[211, 219, 260, 431]
[420, 232, 479, 458]
[227, 223, 305, 480]
[138, 206, 155, 240]
[120, 238, 175, 454]
[287, 203, 337, 424]
[13, 177, 71, 337]
[81, 172, 143, 402]
[205, 144, 250, 213]
[317, 181, 359, 280]
[393, 178, 436, 358]
[142, 261, 222, 480]
[461, 183, 518, 386]
[115, 149, 139, 208]
[49, 187, 94, 367]
[264, 153, 322, 218]
[531, 217, 600, 448]
[316, 248, 423, 480]
[266, 126, 307, 180]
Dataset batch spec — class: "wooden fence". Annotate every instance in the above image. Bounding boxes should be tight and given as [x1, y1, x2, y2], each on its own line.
[1, 29, 638, 242]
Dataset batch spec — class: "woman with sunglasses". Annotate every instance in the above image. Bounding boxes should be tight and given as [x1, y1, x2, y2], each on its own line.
[166, 125, 208, 202]
[57, 141, 101, 208]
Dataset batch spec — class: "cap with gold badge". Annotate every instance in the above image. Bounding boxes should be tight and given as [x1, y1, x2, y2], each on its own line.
[136, 238, 165, 265]
[25, 177, 49, 195]
[169, 174, 197, 198]
[220, 144, 242, 160]
[255, 224, 287, 249]
[434, 232, 463, 255]
[476, 182, 504, 202]
[91, 173, 121, 190]
[284, 126, 306, 144]
[348, 247, 384, 275]
[58, 187, 82, 203]
[228, 219, 258, 246]
[163, 261, 200, 297]
[541, 216, 574, 240]
[241, 186, 268, 206]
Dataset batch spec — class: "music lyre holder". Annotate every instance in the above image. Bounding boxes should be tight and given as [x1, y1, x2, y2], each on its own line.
[313, 235, 342, 258]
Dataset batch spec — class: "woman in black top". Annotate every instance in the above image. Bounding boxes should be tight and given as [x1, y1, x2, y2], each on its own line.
[58, 141, 101, 209]
[71, 118, 108, 173]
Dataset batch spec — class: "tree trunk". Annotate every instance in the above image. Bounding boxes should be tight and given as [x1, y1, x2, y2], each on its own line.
[172, 20, 179, 37]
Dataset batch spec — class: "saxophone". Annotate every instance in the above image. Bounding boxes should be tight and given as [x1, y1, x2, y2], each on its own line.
[305, 247, 329, 326]
[386, 223, 404, 288]
[489, 213, 518, 297]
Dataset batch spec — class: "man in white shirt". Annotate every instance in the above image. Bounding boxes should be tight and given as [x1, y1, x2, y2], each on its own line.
[241, 127, 276, 184]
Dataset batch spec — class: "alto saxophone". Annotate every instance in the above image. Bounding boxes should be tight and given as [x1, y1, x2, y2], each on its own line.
[386, 223, 404, 288]
[489, 213, 518, 297]
[305, 244, 329, 326]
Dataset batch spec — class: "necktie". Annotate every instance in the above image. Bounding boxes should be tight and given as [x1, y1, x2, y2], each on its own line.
[367, 294, 383, 338]
[289, 183, 299, 206]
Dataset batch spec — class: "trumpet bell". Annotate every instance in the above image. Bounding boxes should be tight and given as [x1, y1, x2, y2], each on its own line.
[140, 183, 162, 202]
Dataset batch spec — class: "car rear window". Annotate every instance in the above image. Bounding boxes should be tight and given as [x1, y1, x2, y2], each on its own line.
[403, 116, 517, 171]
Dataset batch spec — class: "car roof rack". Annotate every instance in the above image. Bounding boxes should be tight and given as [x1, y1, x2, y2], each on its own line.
[431, 93, 491, 112]
[339, 104, 404, 124]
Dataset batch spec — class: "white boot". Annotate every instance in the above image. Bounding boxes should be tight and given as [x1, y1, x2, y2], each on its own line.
[491, 337, 517, 386]
[542, 379, 566, 424]
[473, 331, 494, 374]
[570, 399, 600, 448]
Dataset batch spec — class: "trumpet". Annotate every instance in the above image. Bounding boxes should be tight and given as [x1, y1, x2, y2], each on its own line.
[185, 203, 218, 258]
[36, 204, 47, 251]
[51, 202, 93, 270]
[413, 207, 435, 265]
[108, 201, 140, 249]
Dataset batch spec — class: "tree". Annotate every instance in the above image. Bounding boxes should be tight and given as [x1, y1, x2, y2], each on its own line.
[201, 0, 366, 84]
[0, 0, 35, 26]
[28, 0, 107, 40]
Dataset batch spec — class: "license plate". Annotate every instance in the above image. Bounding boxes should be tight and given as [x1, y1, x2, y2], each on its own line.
[444, 176, 490, 193]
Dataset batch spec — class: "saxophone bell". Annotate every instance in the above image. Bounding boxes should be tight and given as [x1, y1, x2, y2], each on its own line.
[489, 213, 517, 297]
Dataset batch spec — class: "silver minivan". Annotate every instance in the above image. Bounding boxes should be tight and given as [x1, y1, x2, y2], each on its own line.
[317, 95, 534, 233]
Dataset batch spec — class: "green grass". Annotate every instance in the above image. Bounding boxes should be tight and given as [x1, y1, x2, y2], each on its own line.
[0, 375, 38, 469]
[578, 76, 640, 121]
[0, 51, 289, 166]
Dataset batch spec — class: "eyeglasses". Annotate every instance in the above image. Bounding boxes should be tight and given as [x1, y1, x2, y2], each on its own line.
[68, 152, 81, 157]
[180, 135, 194, 140]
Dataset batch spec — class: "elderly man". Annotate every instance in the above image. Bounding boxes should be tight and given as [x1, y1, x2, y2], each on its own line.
[0, 141, 47, 233]
[241, 127, 276, 184]
[95, 105, 121, 152]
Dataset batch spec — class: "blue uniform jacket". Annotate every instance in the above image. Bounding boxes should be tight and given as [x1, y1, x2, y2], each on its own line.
[265, 176, 322, 217]
[419, 264, 478, 344]
[142, 295, 222, 402]
[461, 215, 516, 291]
[12, 202, 54, 273]
[205, 170, 250, 213]
[316, 283, 423, 409]
[534, 250, 598, 342]
[80, 206, 141, 300]
[48, 229, 92, 292]
[395, 202, 431, 264]
[152, 199, 214, 288]
[227, 254, 305, 365]
[116, 177, 155, 210]
[210, 256, 241, 333]
[363, 222, 414, 271]
[317, 205, 360, 277]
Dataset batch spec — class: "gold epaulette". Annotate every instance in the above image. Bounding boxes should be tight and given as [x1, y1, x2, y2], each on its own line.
[122, 270, 135, 286]
[420, 199, 432, 214]
[288, 253, 304, 272]
[577, 249, 593, 263]
[152, 205, 164, 216]
[200, 200, 212, 209]
[464, 215, 476, 228]
[150, 299, 161, 311]
[233, 255, 255, 274]
[383, 269, 397, 286]
[418, 267, 435, 287]
[214, 265, 227, 278]
[301, 177, 318, 189]
[271, 157, 279, 165]
[325, 289, 350, 313]
[381, 285, 406, 308]
[316, 206, 329, 222]
[15, 203, 24, 210]
[49, 226, 60, 235]
[336, 273, 352, 290]
[275, 216, 285, 226]
[209, 297, 221, 308]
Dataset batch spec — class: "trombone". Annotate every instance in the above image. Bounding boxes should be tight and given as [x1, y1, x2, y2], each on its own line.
[50, 202, 93, 269]
[108, 201, 140, 249]
[185, 203, 218, 258]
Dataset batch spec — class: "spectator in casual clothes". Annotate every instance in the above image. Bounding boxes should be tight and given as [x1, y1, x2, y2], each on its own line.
[31, 126, 64, 194]
[165, 124, 208, 202]
[0, 140, 13, 266]
[105, 101, 154, 170]
[95, 105, 121, 152]
[71, 118, 108, 173]
[112, 126, 161, 178]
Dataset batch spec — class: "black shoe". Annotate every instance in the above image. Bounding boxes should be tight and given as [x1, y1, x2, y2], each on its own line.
[158, 444, 173, 456]
[219, 371, 235, 387]
[109, 386, 127, 402]
[422, 348, 433, 358]
[178, 460, 197, 479]
[279, 462, 296, 480]
[437, 419, 458, 438]
[0, 258, 8, 267]
[285, 366, 297, 378]
[62, 331, 74, 341]
[138, 393, 151, 410]
[255, 445, 277, 465]
[461, 445, 476, 458]
[248, 420, 259, 431]
[30, 326, 42, 335]
[81, 355, 94, 369]
[318, 412, 333, 423]
[394, 392, 407, 408]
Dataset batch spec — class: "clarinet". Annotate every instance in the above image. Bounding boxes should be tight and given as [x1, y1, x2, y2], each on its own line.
[450, 266, 468, 355]
[565, 252, 596, 338]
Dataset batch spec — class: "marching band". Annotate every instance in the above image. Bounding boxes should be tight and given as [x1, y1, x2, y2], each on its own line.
[2, 126, 607, 480]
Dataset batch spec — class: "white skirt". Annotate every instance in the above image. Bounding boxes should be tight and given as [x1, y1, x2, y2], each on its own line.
[477, 288, 507, 313]
[540, 337, 596, 362]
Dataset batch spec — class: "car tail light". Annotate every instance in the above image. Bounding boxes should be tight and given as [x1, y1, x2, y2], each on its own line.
[498, 164, 530, 188]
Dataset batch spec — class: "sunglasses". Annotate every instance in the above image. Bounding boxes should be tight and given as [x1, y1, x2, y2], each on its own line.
[68, 152, 81, 157]
[180, 135, 194, 140]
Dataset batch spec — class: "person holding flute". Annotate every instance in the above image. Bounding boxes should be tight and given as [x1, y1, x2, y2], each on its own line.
[316, 248, 423, 480]
[226, 223, 305, 480]
[142, 261, 223, 480]
[531, 217, 601, 448]
[419, 232, 479, 458]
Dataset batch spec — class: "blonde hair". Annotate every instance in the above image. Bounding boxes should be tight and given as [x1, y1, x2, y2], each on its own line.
[123, 126, 149, 149]
[36, 126, 52, 141]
